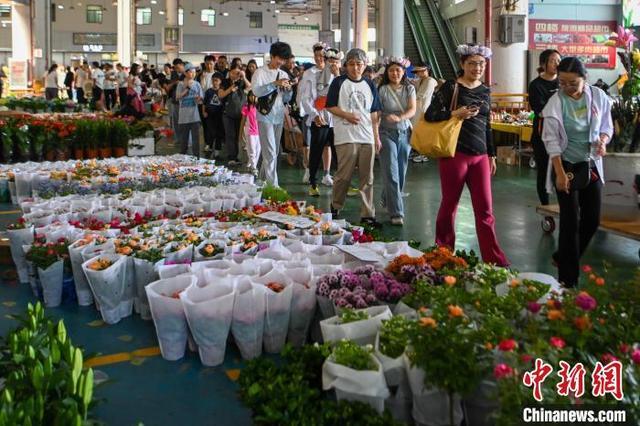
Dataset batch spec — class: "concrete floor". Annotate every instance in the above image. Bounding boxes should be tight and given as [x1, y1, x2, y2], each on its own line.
[0, 153, 638, 425]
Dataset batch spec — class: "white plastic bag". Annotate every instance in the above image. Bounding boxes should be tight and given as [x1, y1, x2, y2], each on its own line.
[133, 257, 159, 320]
[180, 281, 235, 366]
[193, 239, 227, 262]
[253, 271, 293, 353]
[163, 243, 194, 264]
[146, 274, 198, 361]
[37, 260, 64, 308]
[403, 355, 463, 426]
[322, 354, 390, 414]
[231, 278, 265, 360]
[7, 226, 34, 284]
[68, 240, 94, 306]
[82, 254, 132, 324]
[281, 265, 316, 347]
[320, 306, 393, 346]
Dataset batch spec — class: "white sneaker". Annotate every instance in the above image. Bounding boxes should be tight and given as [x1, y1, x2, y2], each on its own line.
[391, 217, 404, 226]
[321, 174, 334, 186]
[302, 168, 310, 184]
[412, 155, 429, 163]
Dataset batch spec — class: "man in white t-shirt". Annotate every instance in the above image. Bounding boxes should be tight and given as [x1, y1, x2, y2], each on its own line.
[91, 61, 105, 109]
[103, 63, 117, 110]
[116, 63, 129, 106]
[74, 62, 89, 104]
[251, 42, 293, 187]
[325, 48, 382, 226]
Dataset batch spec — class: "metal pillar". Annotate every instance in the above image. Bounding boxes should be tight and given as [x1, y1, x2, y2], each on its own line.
[165, 0, 180, 61]
[380, 0, 404, 58]
[354, 0, 368, 52]
[117, 0, 135, 66]
[340, 0, 352, 52]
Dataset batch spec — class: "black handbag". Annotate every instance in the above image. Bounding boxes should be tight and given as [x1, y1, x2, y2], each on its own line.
[554, 160, 591, 191]
[257, 71, 281, 116]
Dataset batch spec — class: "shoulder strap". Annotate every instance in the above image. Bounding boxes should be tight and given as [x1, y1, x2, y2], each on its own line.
[386, 85, 406, 112]
[450, 83, 459, 111]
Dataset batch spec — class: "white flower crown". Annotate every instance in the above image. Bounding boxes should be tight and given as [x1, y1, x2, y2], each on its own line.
[456, 44, 492, 59]
[382, 56, 411, 68]
[324, 49, 344, 60]
[313, 42, 328, 50]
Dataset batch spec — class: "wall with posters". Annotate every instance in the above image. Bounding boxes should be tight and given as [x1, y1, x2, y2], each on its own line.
[527, 0, 623, 87]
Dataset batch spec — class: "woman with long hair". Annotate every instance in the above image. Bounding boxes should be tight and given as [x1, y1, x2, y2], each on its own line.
[245, 59, 258, 82]
[529, 49, 561, 205]
[541, 57, 612, 287]
[377, 57, 416, 225]
[44, 64, 59, 100]
[425, 44, 509, 266]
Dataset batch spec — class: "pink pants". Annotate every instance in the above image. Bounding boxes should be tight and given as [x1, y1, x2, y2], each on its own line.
[436, 152, 509, 266]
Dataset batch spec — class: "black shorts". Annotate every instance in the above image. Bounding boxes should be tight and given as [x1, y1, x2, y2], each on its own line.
[92, 87, 103, 100]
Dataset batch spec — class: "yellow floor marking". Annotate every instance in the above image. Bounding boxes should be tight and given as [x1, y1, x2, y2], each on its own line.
[84, 346, 161, 368]
[225, 369, 241, 381]
[0, 210, 21, 215]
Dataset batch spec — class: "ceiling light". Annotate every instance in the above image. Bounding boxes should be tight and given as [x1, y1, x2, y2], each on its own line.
[304, 17, 309, 21]
[222, 11, 229, 16]
[159, 10, 165, 15]
[270, 0, 276, 3]
[57, 4, 64, 9]
[151, 0, 157, 4]
[275, 9, 280, 13]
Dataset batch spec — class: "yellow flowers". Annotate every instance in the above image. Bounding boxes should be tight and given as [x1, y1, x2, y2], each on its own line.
[87, 258, 113, 271]
[632, 48, 640, 67]
[448, 305, 464, 318]
[419, 317, 437, 328]
[443, 276, 457, 287]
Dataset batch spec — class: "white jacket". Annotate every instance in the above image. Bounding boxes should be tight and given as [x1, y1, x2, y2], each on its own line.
[541, 85, 613, 194]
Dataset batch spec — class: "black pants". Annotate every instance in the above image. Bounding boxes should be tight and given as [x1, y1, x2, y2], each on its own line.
[92, 87, 103, 104]
[309, 124, 337, 187]
[45, 88, 58, 100]
[205, 111, 225, 153]
[532, 127, 550, 205]
[66, 88, 73, 100]
[77, 88, 86, 104]
[104, 89, 117, 110]
[223, 115, 242, 161]
[119, 88, 127, 106]
[555, 170, 601, 287]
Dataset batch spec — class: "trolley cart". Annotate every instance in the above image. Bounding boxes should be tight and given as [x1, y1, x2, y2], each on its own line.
[536, 204, 640, 259]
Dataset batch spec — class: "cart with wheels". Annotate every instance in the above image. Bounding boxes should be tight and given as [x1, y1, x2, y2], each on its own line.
[536, 204, 640, 259]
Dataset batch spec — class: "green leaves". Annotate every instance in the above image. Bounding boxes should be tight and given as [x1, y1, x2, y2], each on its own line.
[0, 302, 97, 425]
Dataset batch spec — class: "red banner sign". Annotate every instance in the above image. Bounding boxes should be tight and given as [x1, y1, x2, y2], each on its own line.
[528, 20, 617, 69]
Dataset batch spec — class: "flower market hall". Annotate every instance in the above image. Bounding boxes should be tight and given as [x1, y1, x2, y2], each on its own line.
[0, 0, 638, 425]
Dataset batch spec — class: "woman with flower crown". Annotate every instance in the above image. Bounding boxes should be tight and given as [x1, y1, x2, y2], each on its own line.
[425, 44, 509, 266]
[377, 57, 417, 226]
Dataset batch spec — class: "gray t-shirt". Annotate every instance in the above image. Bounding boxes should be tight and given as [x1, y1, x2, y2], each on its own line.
[379, 84, 416, 131]
[177, 81, 204, 124]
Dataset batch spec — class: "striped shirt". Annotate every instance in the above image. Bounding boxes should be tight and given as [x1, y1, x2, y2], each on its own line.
[425, 80, 495, 157]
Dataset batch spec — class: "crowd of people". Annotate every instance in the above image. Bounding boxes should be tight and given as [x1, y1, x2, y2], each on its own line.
[29, 41, 612, 288]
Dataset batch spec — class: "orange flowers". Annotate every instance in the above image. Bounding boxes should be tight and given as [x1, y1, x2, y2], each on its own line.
[444, 276, 457, 287]
[547, 309, 565, 321]
[419, 317, 437, 328]
[87, 258, 113, 271]
[574, 315, 592, 331]
[448, 304, 464, 318]
[386, 254, 427, 276]
[423, 246, 468, 271]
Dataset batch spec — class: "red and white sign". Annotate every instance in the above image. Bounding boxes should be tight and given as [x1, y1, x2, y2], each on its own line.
[528, 19, 617, 69]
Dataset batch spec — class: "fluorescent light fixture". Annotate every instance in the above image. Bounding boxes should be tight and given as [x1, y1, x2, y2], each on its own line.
[58, 4, 64, 9]
[222, 11, 229, 16]
[151, 0, 157, 4]
[275, 9, 280, 13]
[159, 10, 165, 15]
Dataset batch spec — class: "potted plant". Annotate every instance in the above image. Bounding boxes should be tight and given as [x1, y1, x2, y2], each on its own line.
[96, 120, 111, 158]
[604, 24, 640, 221]
[78, 120, 97, 159]
[110, 119, 130, 157]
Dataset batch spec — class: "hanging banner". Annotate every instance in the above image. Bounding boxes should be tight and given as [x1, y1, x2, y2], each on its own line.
[8, 59, 29, 90]
[528, 20, 617, 69]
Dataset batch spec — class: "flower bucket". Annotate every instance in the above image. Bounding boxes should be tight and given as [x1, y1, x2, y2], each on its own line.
[8, 226, 34, 284]
[82, 254, 132, 324]
[85, 148, 98, 159]
[602, 153, 640, 221]
[68, 240, 95, 306]
[146, 274, 198, 361]
[180, 282, 235, 366]
[231, 278, 265, 360]
[133, 257, 160, 320]
[99, 147, 112, 159]
[322, 354, 390, 414]
[73, 149, 84, 160]
[38, 260, 64, 307]
[320, 306, 392, 346]
[113, 147, 126, 158]
[252, 271, 294, 354]
[403, 354, 464, 426]
[462, 380, 499, 426]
